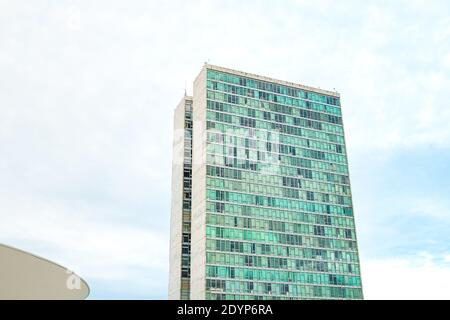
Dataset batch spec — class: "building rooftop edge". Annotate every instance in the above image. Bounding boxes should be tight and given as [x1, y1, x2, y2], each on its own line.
[203, 63, 340, 98]
[174, 95, 193, 112]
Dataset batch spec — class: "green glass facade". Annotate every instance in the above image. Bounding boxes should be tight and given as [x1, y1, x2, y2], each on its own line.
[180, 99, 192, 300]
[172, 64, 363, 300]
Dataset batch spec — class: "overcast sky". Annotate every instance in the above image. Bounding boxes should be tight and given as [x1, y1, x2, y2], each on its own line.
[1, 0, 449, 299]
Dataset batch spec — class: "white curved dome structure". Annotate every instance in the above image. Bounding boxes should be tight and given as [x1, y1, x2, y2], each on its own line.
[0, 244, 90, 300]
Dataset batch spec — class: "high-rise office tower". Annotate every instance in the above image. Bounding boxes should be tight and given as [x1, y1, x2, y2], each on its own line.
[170, 64, 363, 300]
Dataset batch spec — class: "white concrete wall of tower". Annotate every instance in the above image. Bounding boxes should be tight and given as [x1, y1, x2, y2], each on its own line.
[169, 96, 193, 300]
[190, 65, 208, 300]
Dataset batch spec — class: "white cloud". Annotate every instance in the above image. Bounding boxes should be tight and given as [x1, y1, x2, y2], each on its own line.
[406, 197, 450, 222]
[362, 253, 450, 300]
[443, 52, 450, 69]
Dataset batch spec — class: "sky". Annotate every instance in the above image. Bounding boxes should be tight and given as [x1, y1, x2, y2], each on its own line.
[0, 0, 449, 299]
